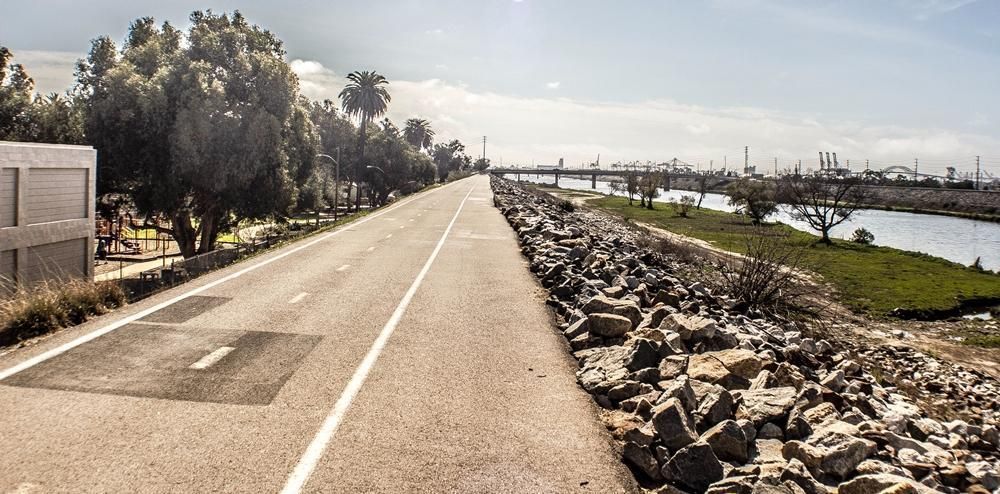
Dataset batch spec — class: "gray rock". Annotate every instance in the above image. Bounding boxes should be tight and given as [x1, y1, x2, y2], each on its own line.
[758, 422, 784, 440]
[663, 440, 725, 493]
[623, 441, 661, 480]
[779, 458, 828, 494]
[658, 355, 688, 381]
[736, 387, 798, 427]
[687, 349, 763, 389]
[626, 338, 661, 371]
[836, 474, 938, 494]
[564, 318, 589, 339]
[581, 294, 638, 314]
[782, 432, 875, 479]
[660, 313, 717, 342]
[695, 385, 736, 429]
[651, 398, 698, 452]
[967, 461, 1000, 491]
[702, 419, 749, 463]
[587, 313, 632, 337]
[658, 375, 697, 412]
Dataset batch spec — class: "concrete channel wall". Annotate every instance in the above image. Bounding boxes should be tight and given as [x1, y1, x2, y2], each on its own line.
[0, 141, 96, 288]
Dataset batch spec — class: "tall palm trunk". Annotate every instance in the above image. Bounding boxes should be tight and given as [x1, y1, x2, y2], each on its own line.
[356, 114, 368, 212]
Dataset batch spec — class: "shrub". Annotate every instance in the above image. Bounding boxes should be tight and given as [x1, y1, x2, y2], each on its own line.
[720, 226, 806, 312]
[850, 227, 875, 245]
[0, 280, 127, 346]
[559, 200, 575, 213]
[670, 195, 696, 217]
[446, 170, 474, 182]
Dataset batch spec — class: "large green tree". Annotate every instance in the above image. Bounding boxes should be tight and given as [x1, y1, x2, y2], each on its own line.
[78, 12, 315, 257]
[432, 139, 470, 181]
[0, 47, 83, 144]
[338, 70, 390, 210]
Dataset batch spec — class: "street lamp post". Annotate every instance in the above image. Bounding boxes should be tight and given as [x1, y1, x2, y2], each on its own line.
[366, 165, 387, 207]
[316, 149, 341, 222]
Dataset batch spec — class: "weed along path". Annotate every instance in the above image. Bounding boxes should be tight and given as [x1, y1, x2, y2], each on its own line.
[0, 175, 637, 493]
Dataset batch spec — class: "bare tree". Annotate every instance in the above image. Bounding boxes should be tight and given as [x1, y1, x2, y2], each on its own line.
[696, 174, 709, 209]
[778, 175, 869, 244]
[625, 170, 639, 206]
[721, 225, 806, 312]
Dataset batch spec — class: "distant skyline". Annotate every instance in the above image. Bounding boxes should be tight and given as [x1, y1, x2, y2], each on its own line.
[4, 0, 1000, 176]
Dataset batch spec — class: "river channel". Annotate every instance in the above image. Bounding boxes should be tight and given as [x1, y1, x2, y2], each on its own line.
[519, 175, 1000, 272]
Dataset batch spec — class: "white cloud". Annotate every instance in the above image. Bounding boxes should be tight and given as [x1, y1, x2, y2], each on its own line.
[291, 58, 998, 175]
[545, 81, 560, 89]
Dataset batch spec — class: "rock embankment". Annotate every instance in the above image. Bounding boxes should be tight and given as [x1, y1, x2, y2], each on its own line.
[491, 176, 1000, 494]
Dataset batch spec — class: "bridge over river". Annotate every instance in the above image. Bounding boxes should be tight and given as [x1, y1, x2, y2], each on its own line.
[488, 167, 736, 189]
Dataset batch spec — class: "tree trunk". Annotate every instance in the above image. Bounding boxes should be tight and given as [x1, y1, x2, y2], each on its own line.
[820, 229, 832, 244]
[356, 117, 368, 212]
[172, 211, 198, 259]
[197, 208, 223, 254]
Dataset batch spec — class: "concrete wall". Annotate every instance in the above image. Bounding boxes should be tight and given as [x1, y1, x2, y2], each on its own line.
[0, 141, 96, 288]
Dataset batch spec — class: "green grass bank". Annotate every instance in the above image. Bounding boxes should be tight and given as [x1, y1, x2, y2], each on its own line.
[585, 194, 1000, 319]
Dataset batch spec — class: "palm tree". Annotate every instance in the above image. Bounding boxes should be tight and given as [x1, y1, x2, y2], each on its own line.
[339, 70, 391, 210]
[403, 118, 435, 152]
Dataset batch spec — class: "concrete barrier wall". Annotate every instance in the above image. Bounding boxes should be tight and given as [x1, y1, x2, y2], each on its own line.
[0, 141, 96, 287]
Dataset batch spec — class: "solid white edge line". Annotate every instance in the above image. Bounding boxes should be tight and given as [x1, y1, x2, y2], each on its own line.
[279, 184, 476, 494]
[188, 346, 236, 370]
[0, 180, 465, 382]
[335, 264, 350, 272]
[289, 292, 309, 304]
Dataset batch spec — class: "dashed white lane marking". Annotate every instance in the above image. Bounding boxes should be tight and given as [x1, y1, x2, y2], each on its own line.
[409, 218, 414, 222]
[366, 246, 376, 252]
[280, 184, 477, 494]
[0, 179, 464, 381]
[189, 346, 236, 370]
[385, 234, 393, 239]
[336, 264, 350, 272]
[399, 225, 405, 229]
[289, 292, 308, 304]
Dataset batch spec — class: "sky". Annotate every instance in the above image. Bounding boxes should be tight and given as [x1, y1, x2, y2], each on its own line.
[4, 0, 1000, 176]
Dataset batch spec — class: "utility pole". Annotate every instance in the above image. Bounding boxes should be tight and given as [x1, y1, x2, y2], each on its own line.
[710, 159, 713, 173]
[482, 136, 487, 163]
[977, 155, 981, 190]
[774, 157, 778, 176]
[914, 158, 918, 180]
[865, 159, 869, 172]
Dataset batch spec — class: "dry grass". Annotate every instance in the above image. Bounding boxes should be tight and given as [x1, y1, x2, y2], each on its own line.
[0, 279, 126, 347]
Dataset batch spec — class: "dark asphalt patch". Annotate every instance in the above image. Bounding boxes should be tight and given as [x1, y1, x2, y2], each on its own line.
[140, 296, 232, 324]
[2, 324, 320, 405]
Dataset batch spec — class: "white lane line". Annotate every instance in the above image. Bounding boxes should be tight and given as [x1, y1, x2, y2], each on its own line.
[366, 246, 376, 252]
[0, 180, 462, 381]
[189, 346, 236, 370]
[385, 234, 393, 239]
[399, 225, 405, 229]
[289, 292, 309, 304]
[336, 264, 350, 272]
[280, 184, 477, 494]
[408, 218, 414, 222]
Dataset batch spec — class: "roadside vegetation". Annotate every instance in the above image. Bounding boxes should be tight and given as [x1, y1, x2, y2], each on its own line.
[0, 280, 126, 347]
[1, 11, 479, 261]
[586, 194, 1000, 318]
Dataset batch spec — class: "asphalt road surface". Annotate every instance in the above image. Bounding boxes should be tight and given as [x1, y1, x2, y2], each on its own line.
[0, 175, 638, 493]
